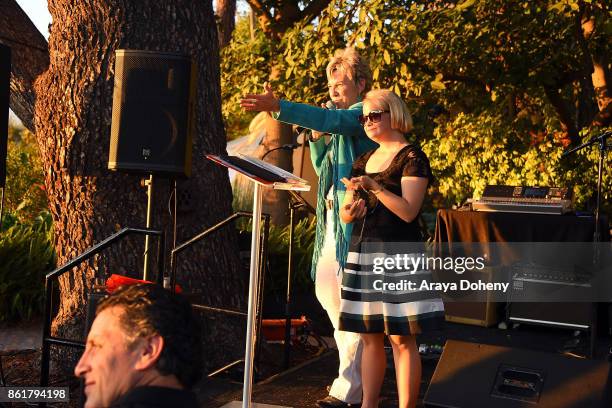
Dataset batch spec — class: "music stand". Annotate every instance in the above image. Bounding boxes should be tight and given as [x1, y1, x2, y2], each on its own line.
[207, 154, 309, 408]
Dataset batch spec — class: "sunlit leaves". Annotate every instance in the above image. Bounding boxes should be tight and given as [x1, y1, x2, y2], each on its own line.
[220, 0, 611, 210]
[430, 73, 446, 90]
[456, 0, 477, 12]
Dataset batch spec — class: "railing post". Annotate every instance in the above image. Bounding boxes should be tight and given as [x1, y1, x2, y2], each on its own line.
[156, 231, 165, 286]
[40, 278, 52, 388]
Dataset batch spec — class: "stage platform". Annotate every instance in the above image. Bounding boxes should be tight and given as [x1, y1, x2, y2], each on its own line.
[198, 320, 612, 408]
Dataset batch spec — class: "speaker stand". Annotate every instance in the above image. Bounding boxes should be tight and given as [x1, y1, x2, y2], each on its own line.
[143, 174, 155, 280]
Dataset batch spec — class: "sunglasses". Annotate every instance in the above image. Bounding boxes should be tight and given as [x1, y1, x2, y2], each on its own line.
[358, 110, 389, 125]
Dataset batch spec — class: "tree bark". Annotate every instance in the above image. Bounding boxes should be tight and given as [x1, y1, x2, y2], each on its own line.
[579, 9, 611, 128]
[590, 57, 611, 127]
[216, 0, 236, 48]
[0, 0, 49, 132]
[32, 0, 245, 373]
[245, 0, 331, 38]
[543, 85, 579, 145]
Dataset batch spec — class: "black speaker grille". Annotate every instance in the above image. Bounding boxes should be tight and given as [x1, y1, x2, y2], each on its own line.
[109, 50, 195, 177]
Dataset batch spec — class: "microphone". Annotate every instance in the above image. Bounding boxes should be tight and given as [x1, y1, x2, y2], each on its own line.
[325, 100, 336, 110]
[311, 100, 336, 140]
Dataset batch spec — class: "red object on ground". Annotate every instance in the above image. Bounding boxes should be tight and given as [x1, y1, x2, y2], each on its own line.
[261, 316, 308, 343]
[105, 274, 182, 294]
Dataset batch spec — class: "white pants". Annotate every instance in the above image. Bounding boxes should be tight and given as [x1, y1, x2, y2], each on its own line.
[315, 210, 363, 404]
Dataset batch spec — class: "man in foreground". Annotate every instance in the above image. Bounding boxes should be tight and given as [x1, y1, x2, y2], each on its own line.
[74, 283, 202, 407]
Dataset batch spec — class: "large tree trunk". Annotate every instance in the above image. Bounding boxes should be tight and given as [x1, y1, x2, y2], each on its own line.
[215, 0, 236, 48]
[32, 0, 245, 372]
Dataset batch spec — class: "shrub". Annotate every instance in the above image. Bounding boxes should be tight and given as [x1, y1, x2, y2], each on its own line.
[4, 125, 48, 222]
[422, 113, 611, 212]
[235, 215, 316, 300]
[0, 211, 55, 322]
[265, 217, 317, 295]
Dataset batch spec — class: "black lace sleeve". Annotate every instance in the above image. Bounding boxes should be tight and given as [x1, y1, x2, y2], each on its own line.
[401, 146, 433, 183]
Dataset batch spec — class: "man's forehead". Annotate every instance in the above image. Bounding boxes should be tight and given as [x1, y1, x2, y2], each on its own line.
[88, 306, 126, 339]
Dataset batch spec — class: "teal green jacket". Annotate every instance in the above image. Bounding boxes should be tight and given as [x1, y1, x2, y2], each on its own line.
[274, 100, 378, 279]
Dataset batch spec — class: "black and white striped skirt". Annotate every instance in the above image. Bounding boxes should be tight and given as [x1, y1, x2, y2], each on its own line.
[338, 250, 445, 335]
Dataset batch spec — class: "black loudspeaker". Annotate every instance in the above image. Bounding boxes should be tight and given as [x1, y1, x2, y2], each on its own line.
[443, 267, 501, 327]
[0, 43, 10, 187]
[424, 340, 610, 408]
[108, 50, 196, 177]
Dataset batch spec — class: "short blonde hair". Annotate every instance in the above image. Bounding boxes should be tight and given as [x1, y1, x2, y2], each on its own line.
[326, 47, 372, 94]
[363, 89, 413, 133]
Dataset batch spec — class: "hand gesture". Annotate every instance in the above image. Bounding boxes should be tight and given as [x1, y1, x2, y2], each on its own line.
[342, 176, 381, 192]
[343, 198, 367, 221]
[240, 82, 280, 112]
[340, 177, 358, 191]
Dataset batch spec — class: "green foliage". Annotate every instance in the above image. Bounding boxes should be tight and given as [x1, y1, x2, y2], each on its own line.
[264, 217, 317, 296]
[221, 0, 611, 212]
[231, 173, 316, 293]
[5, 125, 48, 222]
[221, 14, 275, 139]
[424, 113, 553, 204]
[235, 215, 316, 296]
[0, 211, 55, 322]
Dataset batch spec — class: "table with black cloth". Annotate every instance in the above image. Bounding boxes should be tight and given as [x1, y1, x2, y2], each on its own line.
[433, 209, 610, 349]
[434, 209, 609, 244]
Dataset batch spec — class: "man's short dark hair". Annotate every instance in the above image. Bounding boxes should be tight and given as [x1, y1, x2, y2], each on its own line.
[97, 283, 203, 388]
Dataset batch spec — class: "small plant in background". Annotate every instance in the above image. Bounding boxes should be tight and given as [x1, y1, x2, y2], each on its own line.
[234, 213, 316, 299]
[5, 124, 48, 223]
[0, 122, 54, 322]
[0, 211, 55, 322]
[264, 217, 317, 297]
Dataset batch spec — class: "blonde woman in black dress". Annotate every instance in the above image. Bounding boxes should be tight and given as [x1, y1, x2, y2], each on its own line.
[339, 89, 444, 408]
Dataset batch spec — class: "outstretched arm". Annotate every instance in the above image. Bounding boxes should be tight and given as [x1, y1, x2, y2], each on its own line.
[240, 84, 365, 137]
[240, 83, 280, 112]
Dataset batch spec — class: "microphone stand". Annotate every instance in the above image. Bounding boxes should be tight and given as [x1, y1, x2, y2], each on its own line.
[260, 136, 313, 368]
[261, 143, 301, 160]
[563, 130, 611, 356]
[283, 190, 315, 370]
[563, 130, 611, 245]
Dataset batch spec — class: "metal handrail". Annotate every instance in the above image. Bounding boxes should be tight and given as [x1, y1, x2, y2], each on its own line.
[169, 211, 271, 378]
[169, 211, 270, 294]
[40, 227, 165, 391]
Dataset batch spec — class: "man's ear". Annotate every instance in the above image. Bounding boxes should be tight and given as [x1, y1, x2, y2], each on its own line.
[134, 335, 164, 371]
